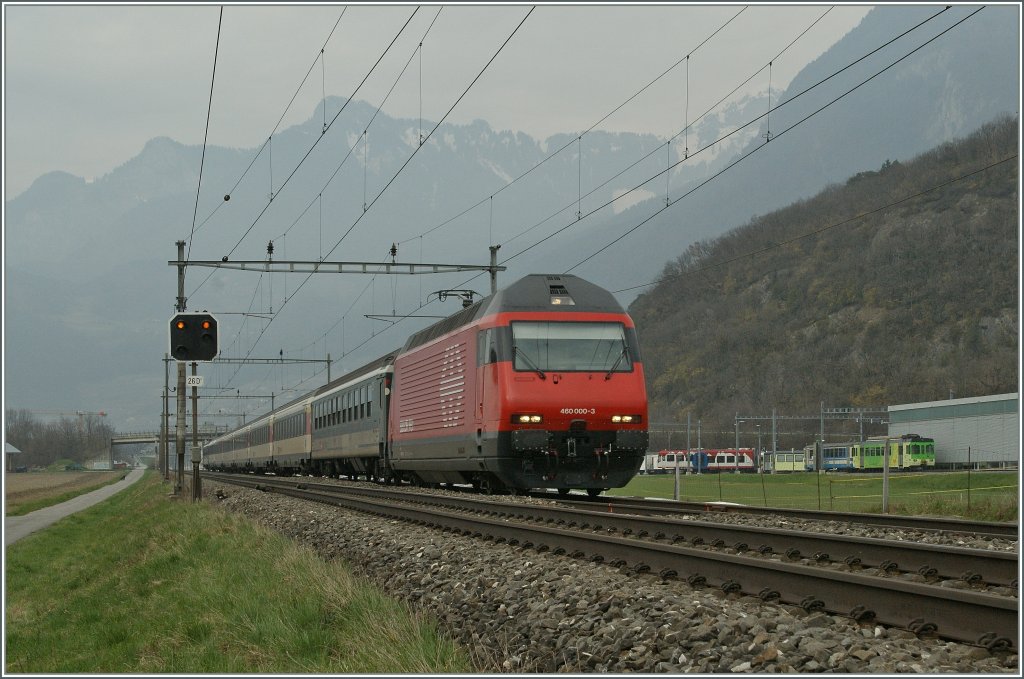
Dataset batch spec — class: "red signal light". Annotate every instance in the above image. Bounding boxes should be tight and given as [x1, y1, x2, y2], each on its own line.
[176, 320, 186, 330]
[202, 320, 211, 330]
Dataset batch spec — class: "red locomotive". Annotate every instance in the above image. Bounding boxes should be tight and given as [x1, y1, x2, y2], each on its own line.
[205, 274, 649, 496]
[388, 274, 649, 495]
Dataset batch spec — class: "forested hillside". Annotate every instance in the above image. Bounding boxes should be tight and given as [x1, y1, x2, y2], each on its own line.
[630, 116, 1018, 445]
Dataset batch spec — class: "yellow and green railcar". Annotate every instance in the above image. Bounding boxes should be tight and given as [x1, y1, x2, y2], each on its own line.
[851, 434, 936, 470]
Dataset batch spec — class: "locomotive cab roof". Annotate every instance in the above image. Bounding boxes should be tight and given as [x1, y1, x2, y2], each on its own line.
[402, 274, 628, 353]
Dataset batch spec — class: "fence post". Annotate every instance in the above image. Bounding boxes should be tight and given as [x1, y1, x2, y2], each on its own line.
[882, 437, 890, 514]
[967, 446, 971, 511]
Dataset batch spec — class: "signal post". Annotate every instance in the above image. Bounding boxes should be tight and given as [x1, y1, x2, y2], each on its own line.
[169, 241, 219, 500]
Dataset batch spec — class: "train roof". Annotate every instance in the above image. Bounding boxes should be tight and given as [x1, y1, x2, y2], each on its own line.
[309, 351, 397, 400]
[403, 274, 626, 353]
[205, 351, 397, 447]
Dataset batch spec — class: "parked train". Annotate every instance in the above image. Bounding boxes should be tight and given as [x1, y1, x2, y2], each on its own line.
[791, 434, 936, 472]
[204, 274, 649, 496]
[766, 449, 813, 473]
[641, 448, 758, 474]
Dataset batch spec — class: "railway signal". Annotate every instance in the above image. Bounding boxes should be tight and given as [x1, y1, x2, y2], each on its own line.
[169, 313, 218, 361]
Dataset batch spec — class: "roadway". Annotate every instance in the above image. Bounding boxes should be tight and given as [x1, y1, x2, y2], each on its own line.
[5, 467, 145, 546]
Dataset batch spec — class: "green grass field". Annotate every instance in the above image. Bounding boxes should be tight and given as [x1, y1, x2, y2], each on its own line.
[4, 472, 473, 674]
[5, 471, 127, 516]
[609, 469, 1019, 522]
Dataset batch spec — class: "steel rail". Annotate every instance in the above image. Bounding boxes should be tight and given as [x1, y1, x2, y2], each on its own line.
[551, 493, 1020, 539]
[207, 473, 1018, 650]
[347, 484, 1019, 587]
[214, 475, 1018, 588]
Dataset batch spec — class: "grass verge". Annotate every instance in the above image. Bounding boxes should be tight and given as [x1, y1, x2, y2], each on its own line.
[6, 473, 127, 516]
[611, 470, 1019, 522]
[4, 472, 473, 673]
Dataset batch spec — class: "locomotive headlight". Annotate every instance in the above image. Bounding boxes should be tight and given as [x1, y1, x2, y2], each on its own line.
[611, 414, 641, 424]
[513, 414, 543, 424]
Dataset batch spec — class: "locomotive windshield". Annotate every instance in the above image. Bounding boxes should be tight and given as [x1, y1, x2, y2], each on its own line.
[511, 321, 631, 372]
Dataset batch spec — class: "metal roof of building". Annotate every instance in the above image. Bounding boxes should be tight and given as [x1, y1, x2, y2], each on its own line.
[888, 392, 1018, 412]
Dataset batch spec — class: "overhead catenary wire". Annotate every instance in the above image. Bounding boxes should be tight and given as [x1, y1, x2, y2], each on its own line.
[190, 8, 348, 240]
[187, 7, 419, 303]
[297, 74, 1006, 403]
[407, 5, 747, 244]
[562, 6, 983, 274]
[398, 4, 972, 326]
[237, 7, 445, 362]
[248, 4, 903, 394]
[186, 6, 224, 265]
[495, 5, 955, 270]
[185, 8, 351, 305]
[226, 5, 964, 403]
[256, 6, 443, 254]
[491, 5, 838, 255]
[612, 154, 1019, 295]
[218, 7, 534, 388]
[405, 4, 834, 271]
[221, 7, 421, 261]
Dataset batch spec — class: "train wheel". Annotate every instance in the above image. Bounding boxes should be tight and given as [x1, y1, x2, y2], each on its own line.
[587, 488, 604, 498]
[557, 488, 570, 497]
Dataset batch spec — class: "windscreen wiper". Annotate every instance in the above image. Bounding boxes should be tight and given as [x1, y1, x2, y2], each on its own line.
[604, 347, 629, 380]
[512, 346, 546, 380]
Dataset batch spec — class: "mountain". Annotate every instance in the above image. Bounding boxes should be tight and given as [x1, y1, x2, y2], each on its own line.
[628, 116, 1018, 447]
[3, 4, 1018, 433]
[4, 98, 668, 430]
[542, 4, 1020, 298]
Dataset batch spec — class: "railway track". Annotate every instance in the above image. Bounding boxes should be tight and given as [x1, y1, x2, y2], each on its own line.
[549, 492, 1020, 540]
[204, 472, 1018, 650]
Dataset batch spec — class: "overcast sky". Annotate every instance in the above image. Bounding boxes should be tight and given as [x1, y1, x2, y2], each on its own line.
[3, 2, 874, 198]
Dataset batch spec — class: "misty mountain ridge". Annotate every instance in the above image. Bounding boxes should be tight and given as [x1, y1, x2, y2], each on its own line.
[4, 4, 1019, 431]
[544, 4, 1019, 293]
[630, 115, 1018, 442]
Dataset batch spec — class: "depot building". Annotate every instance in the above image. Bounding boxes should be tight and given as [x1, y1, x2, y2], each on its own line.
[887, 392, 1018, 469]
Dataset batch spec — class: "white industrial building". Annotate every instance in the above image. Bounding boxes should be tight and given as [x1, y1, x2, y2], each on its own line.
[887, 393, 1019, 468]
